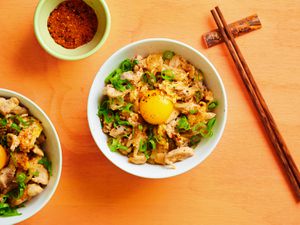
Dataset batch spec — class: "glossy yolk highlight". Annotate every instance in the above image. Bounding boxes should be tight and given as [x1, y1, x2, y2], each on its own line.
[140, 91, 173, 125]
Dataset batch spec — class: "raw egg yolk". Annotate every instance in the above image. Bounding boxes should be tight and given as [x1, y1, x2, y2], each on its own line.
[0, 145, 7, 170]
[140, 91, 173, 125]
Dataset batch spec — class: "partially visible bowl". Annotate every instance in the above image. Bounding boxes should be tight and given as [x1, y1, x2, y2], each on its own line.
[87, 38, 227, 178]
[34, 0, 111, 60]
[0, 89, 62, 225]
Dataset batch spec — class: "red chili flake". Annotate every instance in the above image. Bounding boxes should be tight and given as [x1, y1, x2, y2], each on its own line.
[47, 0, 98, 49]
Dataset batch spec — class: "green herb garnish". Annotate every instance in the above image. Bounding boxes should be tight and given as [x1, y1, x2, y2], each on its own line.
[0, 118, 7, 127]
[108, 138, 128, 152]
[121, 103, 133, 113]
[120, 59, 133, 72]
[38, 156, 52, 176]
[176, 116, 190, 132]
[16, 116, 31, 127]
[0, 202, 21, 217]
[190, 134, 202, 146]
[207, 117, 216, 131]
[114, 114, 131, 127]
[189, 109, 198, 114]
[98, 99, 114, 124]
[10, 123, 21, 132]
[142, 71, 156, 89]
[138, 124, 143, 131]
[208, 101, 218, 110]
[161, 70, 175, 81]
[163, 50, 175, 60]
[133, 59, 139, 65]
[194, 91, 203, 103]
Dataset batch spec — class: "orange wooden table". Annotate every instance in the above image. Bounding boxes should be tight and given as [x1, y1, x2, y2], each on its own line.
[1, 0, 300, 224]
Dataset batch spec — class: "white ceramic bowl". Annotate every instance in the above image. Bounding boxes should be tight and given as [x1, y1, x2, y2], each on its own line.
[0, 89, 62, 225]
[87, 38, 227, 178]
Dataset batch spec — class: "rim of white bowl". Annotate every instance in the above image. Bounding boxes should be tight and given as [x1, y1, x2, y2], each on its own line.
[0, 88, 62, 224]
[87, 38, 227, 179]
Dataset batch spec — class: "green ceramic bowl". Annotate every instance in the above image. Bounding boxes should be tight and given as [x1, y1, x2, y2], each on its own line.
[34, 0, 111, 60]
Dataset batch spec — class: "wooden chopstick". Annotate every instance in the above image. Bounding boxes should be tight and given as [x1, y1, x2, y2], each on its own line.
[210, 7, 300, 199]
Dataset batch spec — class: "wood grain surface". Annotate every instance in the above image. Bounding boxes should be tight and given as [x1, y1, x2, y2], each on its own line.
[0, 0, 299, 224]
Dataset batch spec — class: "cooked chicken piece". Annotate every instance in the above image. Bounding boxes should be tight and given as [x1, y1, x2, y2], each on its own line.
[168, 55, 181, 68]
[18, 119, 43, 152]
[121, 71, 143, 84]
[11, 152, 29, 170]
[182, 63, 196, 78]
[165, 118, 179, 138]
[154, 152, 165, 165]
[0, 97, 19, 116]
[204, 90, 214, 102]
[102, 122, 113, 134]
[146, 54, 163, 74]
[7, 133, 20, 151]
[110, 97, 125, 110]
[164, 147, 194, 165]
[104, 84, 126, 98]
[174, 102, 200, 114]
[162, 65, 188, 81]
[174, 134, 189, 147]
[109, 126, 131, 138]
[128, 113, 140, 127]
[27, 183, 43, 197]
[0, 166, 16, 191]
[173, 68, 189, 81]
[32, 145, 44, 157]
[204, 112, 216, 120]
[31, 164, 49, 185]
[188, 112, 216, 125]
[11, 106, 28, 115]
[166, 110, 180, 124]
[128, 153, 147, 164]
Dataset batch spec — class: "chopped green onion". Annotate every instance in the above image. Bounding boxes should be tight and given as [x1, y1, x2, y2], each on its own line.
[121, 103, 133, 113]
[192, 122, 206, 132]
[98, 99, 114, 123]
[207, 117, 216, 131]
[190, 134, 202, 146]
[0, 202, 21, 217]
[16, 173, 26, 184]
[163, 50, 175, 60]
[120, 59, 133, 72]
[148, 139, 156, 150]
[0, 118, 7, 127]
[161, 70, 175, 81]
[139, 139, 147, 152]
[133, 59, 139, 65]
[108, 138, 128, 152]
[114, 114, 131, 127]
[194, 91, 203, 103]
[138, 124, 143, 131]
[199, 129, 213, 138]
[38, 156, 52, 176]
[208, 101, 218, 110]
[189, 109, 198, 114]
[10, 123, 21, 132]
[16, 116, 31, 127]
[176, 116, 190, 132]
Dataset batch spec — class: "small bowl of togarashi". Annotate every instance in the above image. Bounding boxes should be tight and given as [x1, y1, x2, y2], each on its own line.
[34, 0, 111, 60]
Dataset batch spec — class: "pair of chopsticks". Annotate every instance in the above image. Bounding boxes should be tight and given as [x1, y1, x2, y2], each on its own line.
[210, 6, 300, 199]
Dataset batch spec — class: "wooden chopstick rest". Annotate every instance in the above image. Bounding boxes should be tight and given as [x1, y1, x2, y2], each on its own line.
[202, 14, 262, 48]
